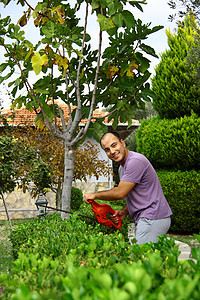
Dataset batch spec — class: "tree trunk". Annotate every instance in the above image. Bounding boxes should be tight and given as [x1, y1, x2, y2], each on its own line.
[56, 181, 62, 209]
[0, 189, 12, 229]
[61, 143, 76, 219]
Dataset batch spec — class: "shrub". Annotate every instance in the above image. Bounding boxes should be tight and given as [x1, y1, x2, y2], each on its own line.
[71, 186, 83, 211]
[157, 169, 200, 234]
[151, 15, 200, 119]
[136, 113, 200, 171]
[2, 214, 200, 299]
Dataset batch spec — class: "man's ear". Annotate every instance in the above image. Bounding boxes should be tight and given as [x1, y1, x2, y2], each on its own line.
[121, 139, 126, 147]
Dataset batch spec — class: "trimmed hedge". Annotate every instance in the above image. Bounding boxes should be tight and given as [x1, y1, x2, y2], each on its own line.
[136, 113, 200, 171]
[157, 169, 200, 234]
[71, 186, 83, 211]
[2, 214, 200, 299]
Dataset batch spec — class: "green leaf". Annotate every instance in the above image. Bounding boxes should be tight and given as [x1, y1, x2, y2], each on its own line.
[108, 2, 117, 15]
[41, 21, 55, 38]
[11, 86, 18, 98]
[150, 25, 164, 34]
[34, 88, 50, 95]
[91, 0, 100, 10]
[121, 10, 135, 29]
[139, 43, 158, 58]
[191, 247, 200, 260]
[140, 56, 150, 72]
[0, 70, 14, 83]
[24, 40, 33, 49]
[86, 121, 107, 142]
[97, 15, 115, 31]
[113, 13, 123, 27]
[129, 1, 145, 12]
[0, 63, 8, 72]
[7, 24, 25, 40]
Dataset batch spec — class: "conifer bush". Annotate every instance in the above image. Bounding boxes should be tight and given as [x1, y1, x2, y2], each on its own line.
[151, 15, 200, 119]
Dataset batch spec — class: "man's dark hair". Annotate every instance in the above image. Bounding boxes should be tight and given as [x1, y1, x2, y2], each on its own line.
[100, 131, 122, 147]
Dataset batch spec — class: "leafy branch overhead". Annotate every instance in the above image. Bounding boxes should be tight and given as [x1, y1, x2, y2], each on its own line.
[0, 0, 163, 134]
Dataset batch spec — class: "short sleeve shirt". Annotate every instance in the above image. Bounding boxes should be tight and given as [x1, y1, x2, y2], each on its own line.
[119, 151, 172, 224]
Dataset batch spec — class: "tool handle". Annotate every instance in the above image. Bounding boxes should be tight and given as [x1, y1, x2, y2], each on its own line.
[110, 213, 122, 229]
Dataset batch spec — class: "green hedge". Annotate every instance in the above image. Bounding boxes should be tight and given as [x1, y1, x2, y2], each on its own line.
[157, 170, 200, 234]
[136, 113, 200, 171]
[1, 214, 200, 299]
[71, 186, 83, 211]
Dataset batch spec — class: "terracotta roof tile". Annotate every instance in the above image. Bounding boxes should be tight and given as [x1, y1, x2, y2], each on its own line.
[1, 102, 139, 126]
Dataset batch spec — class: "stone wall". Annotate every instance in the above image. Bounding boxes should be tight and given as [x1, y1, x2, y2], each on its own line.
[0, 186, 56, 220]
[0, 182, 113, 220]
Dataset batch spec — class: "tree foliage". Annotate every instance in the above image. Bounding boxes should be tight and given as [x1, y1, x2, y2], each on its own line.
[185, 29, 200, 88]
[168, 0, 200, 24]
[0, 134, 52, 195]
[0, 0, 163, 217]
[0, 117, 112, 207]
[151, 14, 200, 119]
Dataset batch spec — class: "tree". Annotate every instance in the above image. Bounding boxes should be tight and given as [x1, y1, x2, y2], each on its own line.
[168, 0, 200, 24]
[0, 0, 163, 218]
[0, 127, 51, 226]
[9, 124, 112, 208]
[168, 1, 200, 99]
[151, 14, 200, 119]
[185, 29, 200, 88]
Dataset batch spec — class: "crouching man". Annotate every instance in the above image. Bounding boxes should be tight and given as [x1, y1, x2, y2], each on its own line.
[83, 132, 172, 245]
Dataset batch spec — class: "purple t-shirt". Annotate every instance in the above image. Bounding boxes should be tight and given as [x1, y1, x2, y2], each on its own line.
[119, 151, 172, 224]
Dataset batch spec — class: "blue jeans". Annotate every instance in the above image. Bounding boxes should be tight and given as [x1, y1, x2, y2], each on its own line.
[135, 217, 171, 245]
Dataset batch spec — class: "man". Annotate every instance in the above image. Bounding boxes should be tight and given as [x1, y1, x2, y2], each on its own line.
[83, 132, 172, 245]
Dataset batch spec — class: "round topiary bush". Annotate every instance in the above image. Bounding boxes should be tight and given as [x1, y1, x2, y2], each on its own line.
[71, 186, 83, 211]
[136, 113, 200, 171]
[157, 169, 200, 234]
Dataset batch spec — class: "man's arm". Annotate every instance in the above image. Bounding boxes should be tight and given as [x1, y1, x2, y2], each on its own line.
[83, 181, 136, 203]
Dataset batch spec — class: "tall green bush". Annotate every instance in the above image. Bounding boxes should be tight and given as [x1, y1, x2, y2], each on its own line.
[71, 186, 83, 211]
[151, 15, 200, 119]
[157, 169, 200, 234]
[136, 113, 200, 171]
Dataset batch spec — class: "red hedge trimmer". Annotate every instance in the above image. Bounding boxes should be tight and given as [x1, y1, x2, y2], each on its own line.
[37, 200, 122, 229]
[88, 200, 122, 229]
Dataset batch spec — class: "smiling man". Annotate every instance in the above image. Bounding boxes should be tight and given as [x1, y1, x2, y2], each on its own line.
[83, 132, 172, 245]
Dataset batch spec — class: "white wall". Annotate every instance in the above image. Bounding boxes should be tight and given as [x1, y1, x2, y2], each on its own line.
[75, 136, 113, 187]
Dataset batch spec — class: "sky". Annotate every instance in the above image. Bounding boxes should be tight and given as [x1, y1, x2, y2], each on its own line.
[0, 0, 178, 109]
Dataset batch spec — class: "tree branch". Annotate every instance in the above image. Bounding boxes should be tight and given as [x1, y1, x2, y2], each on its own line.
[24, 0, 34, 11]
[70, 2, 89, 138]
[58, 106, 67, 133]
[72, 6, 103, 145]
[81, 8, 103, 137]
[51, 64, 58, 131]
[91, 108, 117, 120]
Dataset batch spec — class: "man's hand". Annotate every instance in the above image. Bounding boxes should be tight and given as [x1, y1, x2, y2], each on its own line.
[83, 193, 96, 204]
[111, 209, 127, 224]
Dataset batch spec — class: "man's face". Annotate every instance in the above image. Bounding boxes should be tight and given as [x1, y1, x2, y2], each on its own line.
[101, 133, 128, 164]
